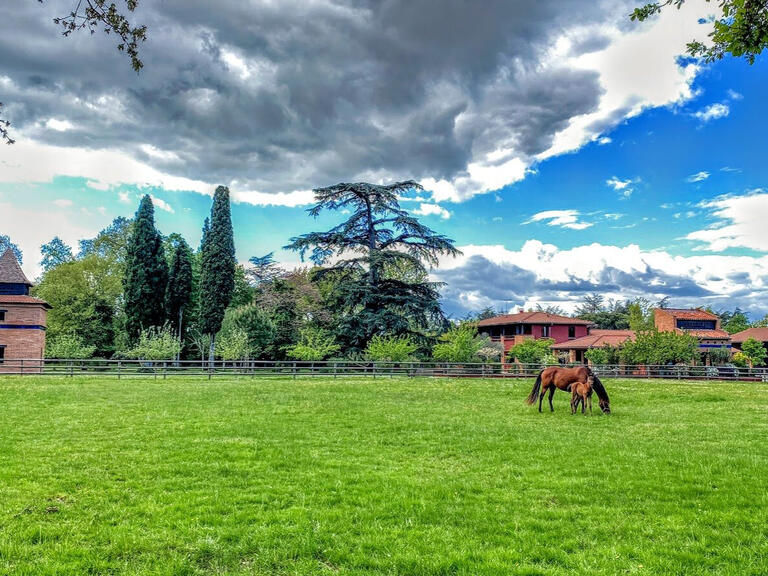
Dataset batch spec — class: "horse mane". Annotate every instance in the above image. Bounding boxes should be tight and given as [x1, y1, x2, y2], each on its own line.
[590, 372, 611, 414]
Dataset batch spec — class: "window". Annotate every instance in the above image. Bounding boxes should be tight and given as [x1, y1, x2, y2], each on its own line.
[0, 346, 5, 364]
[0, 310, 5, 321]
[568, 326, 576, 339]
[542, 326, 551, 337]
[676, 319, 716, 330]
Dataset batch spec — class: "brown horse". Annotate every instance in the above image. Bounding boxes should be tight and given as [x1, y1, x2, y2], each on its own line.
[526, 365, 610, 413]
[571, 377, 593, 415]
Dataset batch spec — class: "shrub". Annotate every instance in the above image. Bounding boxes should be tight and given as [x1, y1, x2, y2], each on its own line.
[732, 351, 750, 368]
[477, 340, 504, 362]
[741, 338, 767, 367]
[585, 344, 621, 365]
[620, 330, 699, 365]
[507, 338, 555, 365]
[45, 333, 97, 359]
[432, 324, 484, 363]
[124, 325, 182, 361]
[218, 327, 251, 361]
[286, 326, 341, 361]
[219, 305, 276, 358]
[365, 334, 419, 362]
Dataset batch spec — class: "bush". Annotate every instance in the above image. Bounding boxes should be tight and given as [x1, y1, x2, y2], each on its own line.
[620, 330, 699, 365]
[432, 324, 484, 363]
[732, 351, 750, 368]
[123, 325, 181, 361]
[286, 326, 341, 361]
[365, 334, 419, 362]
[218, 327, 251, 361]
[741, 338, 767, 367]
[585, 344, 620, 365]
[45, 333, 97, 359]
[508, 338, 555, 365]
[219, 305, 276, 359]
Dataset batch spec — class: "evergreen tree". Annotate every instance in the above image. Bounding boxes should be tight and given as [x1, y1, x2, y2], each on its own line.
[165, 237, 193, 344]
[286, 181, 460, 351]
[123, 195, 168, 341]
[0, 234, 22, 263]
[199, 186, 236, 361]
[40, 236, 74, 272]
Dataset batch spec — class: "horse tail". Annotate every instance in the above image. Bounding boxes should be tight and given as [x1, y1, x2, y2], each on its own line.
[526, 371, 543, 405]
[591, 373, 611, 414]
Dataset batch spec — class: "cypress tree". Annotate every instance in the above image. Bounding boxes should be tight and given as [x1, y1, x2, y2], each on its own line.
[165, 237, 193, 346]
[124, 195, 168, 341]
[199, 186, 236, 361]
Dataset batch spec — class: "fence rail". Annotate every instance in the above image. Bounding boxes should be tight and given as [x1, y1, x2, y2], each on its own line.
[1, 359, 767, 382]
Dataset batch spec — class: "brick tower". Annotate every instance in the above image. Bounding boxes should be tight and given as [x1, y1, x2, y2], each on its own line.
[0, 249, 51, 371]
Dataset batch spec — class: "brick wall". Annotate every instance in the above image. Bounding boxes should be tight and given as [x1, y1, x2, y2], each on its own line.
[0, 303, 47, 373]
[654, 309, 676, 332]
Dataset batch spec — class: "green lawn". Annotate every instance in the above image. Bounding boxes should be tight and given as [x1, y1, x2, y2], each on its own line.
[1, 377, 766, 575]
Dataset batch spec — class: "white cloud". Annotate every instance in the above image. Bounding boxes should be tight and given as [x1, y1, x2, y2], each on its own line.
[118, 191, 132, 203]
[53, 198, 73, 208]
[686, 171, 710, 183]
[597, 136, 612, 145]
[45, 118, 74, 132]
[606, 176, 638, 199]
[150, 195, 175, 214]
[414, 203, 451, 220]
[686, 190, 768, 252]
[693, 102, 729, 123]
[435, 239, 768, 316]
[526, 210, 592, 230]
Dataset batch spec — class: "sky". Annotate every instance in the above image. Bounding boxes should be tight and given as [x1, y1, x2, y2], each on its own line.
[1, 0, 767, 319]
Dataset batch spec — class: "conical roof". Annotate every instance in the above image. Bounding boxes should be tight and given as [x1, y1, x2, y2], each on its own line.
[0, 248, 33, 286]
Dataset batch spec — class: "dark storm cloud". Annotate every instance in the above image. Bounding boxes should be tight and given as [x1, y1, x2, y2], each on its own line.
[0, 0, 629, 195]
[433, 254, 724, 317]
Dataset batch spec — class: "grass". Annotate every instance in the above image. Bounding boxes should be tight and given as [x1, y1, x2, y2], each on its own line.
[0, 376, 766, 575]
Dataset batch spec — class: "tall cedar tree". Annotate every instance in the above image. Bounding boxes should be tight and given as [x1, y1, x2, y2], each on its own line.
[286, 181, 460, 350]
[165, 237, 194, 342]
[199, 186, 236, 361]
[124, 195, 168, 341]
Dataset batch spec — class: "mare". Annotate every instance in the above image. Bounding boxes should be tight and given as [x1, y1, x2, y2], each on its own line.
[525, 365, 610, 413]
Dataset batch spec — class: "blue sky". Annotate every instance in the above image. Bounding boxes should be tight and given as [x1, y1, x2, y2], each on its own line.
[1, 1, 767, 318]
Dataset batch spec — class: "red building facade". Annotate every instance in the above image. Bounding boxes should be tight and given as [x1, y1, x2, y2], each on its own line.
[477, 311, 592, 354]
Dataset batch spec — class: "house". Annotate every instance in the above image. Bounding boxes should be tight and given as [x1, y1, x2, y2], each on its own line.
[730, 327, 768, 353]
[551, 329, 636, 364]
[653, 308, 731, 353]
[477, 311, 592, 355]
[0, 249, 51, 372]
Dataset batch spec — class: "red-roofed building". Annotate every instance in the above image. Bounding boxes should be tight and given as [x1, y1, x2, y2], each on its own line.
[0, 249, 51, 371]
[730, 327, 768, 353]
[477, 311, 592, 355]
[551, 330, 636, 363]
[653, 308, 731, 354]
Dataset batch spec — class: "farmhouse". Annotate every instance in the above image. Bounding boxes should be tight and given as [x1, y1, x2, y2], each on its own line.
[551, 329, 636, 364]
[477, 311, 592, 355]
[0, 249, 50, 371]
[653, 308, 731, 351]
[730, 327, 768, 353]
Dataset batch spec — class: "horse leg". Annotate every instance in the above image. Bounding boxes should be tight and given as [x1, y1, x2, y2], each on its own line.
[548, 387, 555, 412]
[539, 384, 546, 413]
[588, 395, 592, 415]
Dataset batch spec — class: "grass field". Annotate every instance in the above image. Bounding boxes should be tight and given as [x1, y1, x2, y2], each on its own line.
[1, 376, 767, 575]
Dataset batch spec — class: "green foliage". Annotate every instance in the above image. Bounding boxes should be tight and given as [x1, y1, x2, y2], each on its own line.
[584, 345, 622, 366]
[40, 236, 74, 272]
[286, 326, 341, 361]
[199, 186, 236, 343]
[432, 324, 485, 363]
[476, 340, 504, 362]
[45, 333, 96, 359]
[230, 264, 255, 308]
[164, 236, 193, 337]
[723, 310, 750, 334]
[628, 300, 655, 332]
[286, 181, 459, 351]
[508, 338, 556, 365]
[124, 325, 181, 361]
[741, 338, 767, 367]
[631, 0, 768, 64]
[219, 305, 276, 359]
[124, 195, 168, 341]
[706, 346, 733, 366]
[217, 327, 251, 361]
[620, 329, 699, 365]
[753, 314, 768, 328]
[0, 234, 22, 263]
[34, 255, 122, 357]
[731, 351, 750, 368]
[365, 334, 419, 362]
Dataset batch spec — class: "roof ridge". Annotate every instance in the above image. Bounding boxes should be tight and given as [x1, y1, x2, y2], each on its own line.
[0, 249, 32, 285]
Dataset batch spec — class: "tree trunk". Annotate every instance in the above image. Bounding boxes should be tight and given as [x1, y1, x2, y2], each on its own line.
[177, 307, 184, 365]
[208, 333, 216, 367]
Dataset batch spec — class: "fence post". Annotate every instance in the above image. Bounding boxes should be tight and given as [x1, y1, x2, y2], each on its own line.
[118, 360, 121, 380]
[292, 362, 297, 380]
[20, 358, 24, 376]
[163, 362, 167, 380]
[333, 362, 337, 379]
[373, 363, 376, 379]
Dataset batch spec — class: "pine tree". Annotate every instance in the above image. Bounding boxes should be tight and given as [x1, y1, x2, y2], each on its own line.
[199, 186, 236, 362]
[165, 237, 193, 347]
[123, 195, 168, 341]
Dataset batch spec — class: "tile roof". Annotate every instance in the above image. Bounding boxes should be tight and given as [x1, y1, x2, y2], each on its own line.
[677, 328, 730, 339]
[730, 327, 768, 343]
[658, 308, 719, 320]
[551, 330, 635, 350]
[476, 311, 593, 327]
[0, 249, 32, 286]
[0, 295, 51, 308]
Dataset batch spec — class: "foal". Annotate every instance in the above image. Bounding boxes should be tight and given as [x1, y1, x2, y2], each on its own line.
[571, 376, 593, 415]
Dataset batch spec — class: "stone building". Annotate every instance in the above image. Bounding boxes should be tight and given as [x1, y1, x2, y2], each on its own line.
[0, 249, 50, 371]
